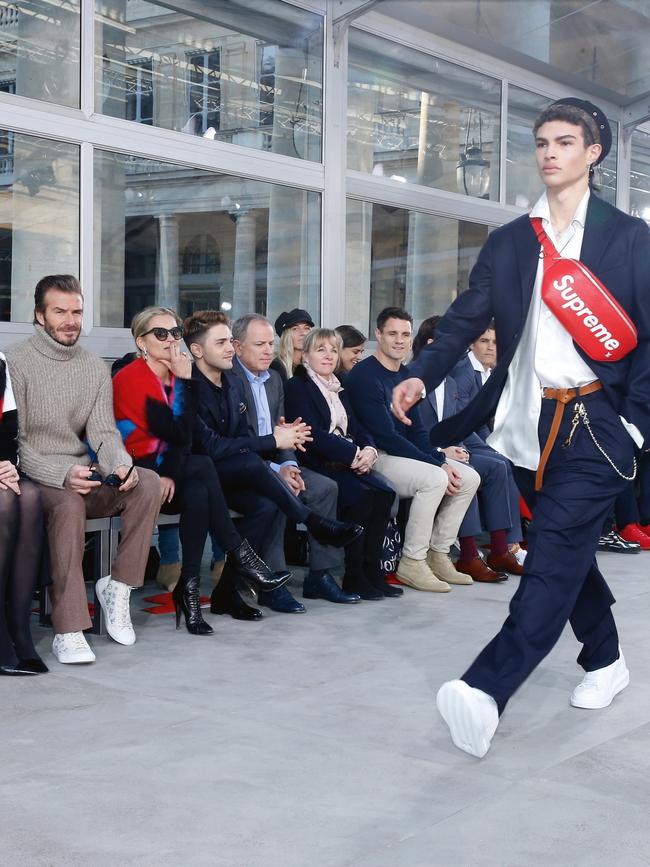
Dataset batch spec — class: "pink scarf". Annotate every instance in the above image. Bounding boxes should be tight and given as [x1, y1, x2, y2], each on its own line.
[304, 361, 348, 435]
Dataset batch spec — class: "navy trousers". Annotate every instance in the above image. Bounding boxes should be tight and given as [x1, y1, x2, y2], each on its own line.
[462, 390, 635, 714]
[458, 449, 517, 539]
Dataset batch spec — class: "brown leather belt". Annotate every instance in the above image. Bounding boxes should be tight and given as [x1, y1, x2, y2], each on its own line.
[535, 380, 603, 491]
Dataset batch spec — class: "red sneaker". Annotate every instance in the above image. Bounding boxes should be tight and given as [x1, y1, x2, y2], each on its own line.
[639, 524, 650, 537]
[617, 524, 650, 550]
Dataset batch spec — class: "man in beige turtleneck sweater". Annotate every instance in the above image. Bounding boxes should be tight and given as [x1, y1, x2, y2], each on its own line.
[8, 275, 161, 664]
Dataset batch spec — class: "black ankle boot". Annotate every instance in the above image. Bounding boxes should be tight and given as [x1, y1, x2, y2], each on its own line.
[342, 573, 383, 601]
[226, 539, 291, 594]
[210, 568, 263, 621]
[306, 515, 364, 548]
[367, 570, 403, 598]
[172, 576, 214, 636]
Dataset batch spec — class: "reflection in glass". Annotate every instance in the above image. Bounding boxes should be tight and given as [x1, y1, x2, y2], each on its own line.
[95, 0, 323, 161]
[630, 129, 650, 225]
[507, 86, 617, 210]
[0, 132, 79, 322]
[347, 30, 501, 199]
[0, 0, 80, 108]
[345, 199, 488, 335]
[94, 151, 320, 328]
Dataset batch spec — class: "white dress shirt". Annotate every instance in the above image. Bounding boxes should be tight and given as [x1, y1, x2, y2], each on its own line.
[0, 351, 16, 413]
[488, 190, 641, 470]
[468, 350, 491, 385]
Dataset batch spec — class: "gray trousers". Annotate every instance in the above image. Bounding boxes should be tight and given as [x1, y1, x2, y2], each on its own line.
[260, 466, 341, 573]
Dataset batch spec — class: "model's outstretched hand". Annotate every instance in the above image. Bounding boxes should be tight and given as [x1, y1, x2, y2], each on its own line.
[390, 377, 425, 425]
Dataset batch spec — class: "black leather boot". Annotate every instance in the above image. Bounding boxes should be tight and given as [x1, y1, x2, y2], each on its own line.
[210, 567, 263, 621]
[172, 576, 214, 635]
[226, 539, 291, 594]
[305, 515, 364, 548]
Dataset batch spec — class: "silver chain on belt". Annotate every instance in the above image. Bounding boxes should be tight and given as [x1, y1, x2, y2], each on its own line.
[563, 401, 637, 481]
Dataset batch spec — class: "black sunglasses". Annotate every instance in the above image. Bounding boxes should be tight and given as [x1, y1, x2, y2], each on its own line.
[141, 326, 184, 342]
[88, 443, 136, 487]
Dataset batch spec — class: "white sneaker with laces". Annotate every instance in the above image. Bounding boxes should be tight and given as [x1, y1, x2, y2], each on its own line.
[570, 650, 629, 709]
[436, 679, 499, 758]
[52, 632, 96, 664]
[96, 575, 136, 646]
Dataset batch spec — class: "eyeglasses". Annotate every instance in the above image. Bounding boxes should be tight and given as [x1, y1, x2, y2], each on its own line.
[88, 442, 136, 487]
[141, 326, 184, 342]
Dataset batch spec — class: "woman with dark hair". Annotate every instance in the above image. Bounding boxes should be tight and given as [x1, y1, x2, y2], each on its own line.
[112, 307, 290, 635]
[334, 325, 367, 385]
[0, 352, 46, 675]
[285, 328, 398, 600]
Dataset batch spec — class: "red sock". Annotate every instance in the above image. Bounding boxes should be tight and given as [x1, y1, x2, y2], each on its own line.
[490, 529, 508, 557]
[459, 536, 479, 562]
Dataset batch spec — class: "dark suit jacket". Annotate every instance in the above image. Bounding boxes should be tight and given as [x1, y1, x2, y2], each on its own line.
[230, 356, 296, 464]
[449, 355, 492, 443]
[418, 373, 490, 454]
[284, 365, 393, 503]
[409, 194, 650, 450]
[192, 366, 276, 463]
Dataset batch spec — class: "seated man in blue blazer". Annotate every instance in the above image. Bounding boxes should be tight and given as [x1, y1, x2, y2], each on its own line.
[393, 98, 650, 757]
[413, 317, 522, 582]
[185, 311, 362, 615]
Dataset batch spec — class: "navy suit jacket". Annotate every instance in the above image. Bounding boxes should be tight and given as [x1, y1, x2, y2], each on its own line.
[409, 194, 650, 450]
[284, 365, 375, 470]
[192, 366, 277, 463]
[449, 355, 492, 443]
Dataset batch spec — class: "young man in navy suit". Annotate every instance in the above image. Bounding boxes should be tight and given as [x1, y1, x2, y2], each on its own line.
[392, 98, 650, 757]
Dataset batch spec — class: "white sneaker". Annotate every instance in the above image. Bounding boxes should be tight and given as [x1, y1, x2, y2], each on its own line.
[570, 650, 629, 709]
[52, 632, 96, 664]
[96, 575, 136, 646]
[436, 679, 499, 758]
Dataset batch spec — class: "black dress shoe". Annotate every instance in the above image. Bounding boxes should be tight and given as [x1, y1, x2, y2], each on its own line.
[305, 515, 364, 548]
[258, 586, 306, 613]
[303, 572, 361, 604]
[0, 664, 39, 676]
[227, 539, 291, 594]
[15, 657, 49, 674]
[380, 582, 403, 598]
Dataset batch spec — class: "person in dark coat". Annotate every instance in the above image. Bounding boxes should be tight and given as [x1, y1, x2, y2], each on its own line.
[392, 98, 650, 757]
[0, 352, 46, 675]
[285, 328, 398, 600]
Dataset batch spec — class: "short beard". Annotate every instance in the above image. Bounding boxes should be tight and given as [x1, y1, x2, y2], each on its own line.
[41, 319, 81, 347]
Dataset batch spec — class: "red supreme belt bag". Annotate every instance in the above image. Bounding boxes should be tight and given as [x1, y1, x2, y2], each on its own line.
[530, 217, 637, 362]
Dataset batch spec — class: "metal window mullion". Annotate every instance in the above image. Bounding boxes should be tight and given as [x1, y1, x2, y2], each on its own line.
[79, 141, 94, 333]
[80, 0, 95, 118]
[499, 79, 508, 205]
[617, 121, 632, 215]
[321, 9, 349, 328]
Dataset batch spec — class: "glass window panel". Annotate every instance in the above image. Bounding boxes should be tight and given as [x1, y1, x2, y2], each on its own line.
[95, 0, 323, 161]
[347, 30, 501, 200]
[630, 128, 650, 225]
[345, 198, 489, 335]
[0, 0, 80, 108]
[507, 86, 617, 209]
[94, 150, 320, 328]
[0, 132, 79, 322]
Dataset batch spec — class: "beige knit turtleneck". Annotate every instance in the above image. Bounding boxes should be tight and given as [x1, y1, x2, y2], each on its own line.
[7, 326, 130, 488]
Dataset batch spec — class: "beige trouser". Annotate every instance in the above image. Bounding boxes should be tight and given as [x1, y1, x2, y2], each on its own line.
[373, 454, 480, 560]
[39, 468, 161, 634]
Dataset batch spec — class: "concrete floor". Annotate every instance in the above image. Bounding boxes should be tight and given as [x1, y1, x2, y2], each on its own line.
[2, 550, 650, 867]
